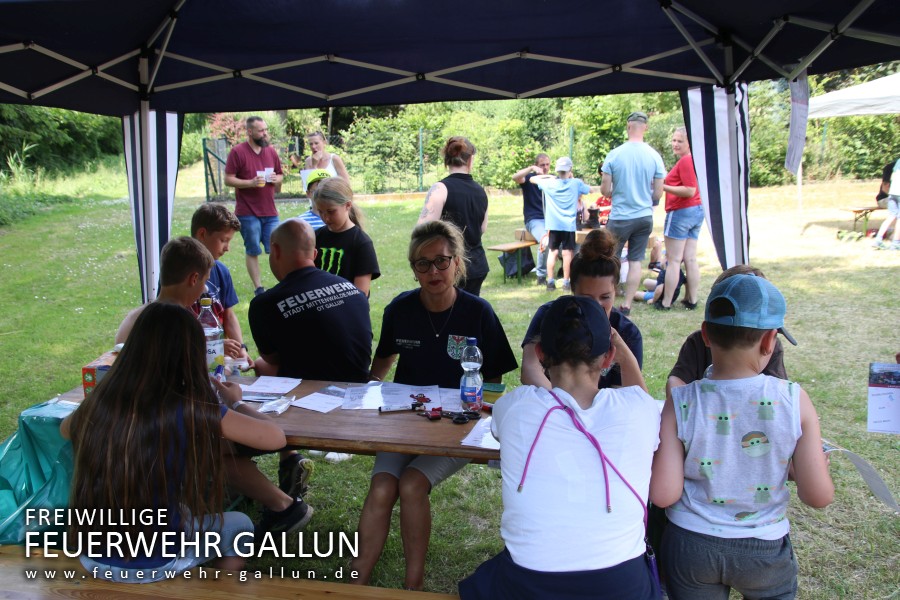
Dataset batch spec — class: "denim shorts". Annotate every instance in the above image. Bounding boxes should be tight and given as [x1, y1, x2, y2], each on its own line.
[372, 452, 469, 488]
[661, 523, 798, 600]
[237, 215, 279, 256]
[664, 204, 705, 240]
[607, 216, 653, 262]
[79, 511, 253, 583]
[888, 195, 900, 218]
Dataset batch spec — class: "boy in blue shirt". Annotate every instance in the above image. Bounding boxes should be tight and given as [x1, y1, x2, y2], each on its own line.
[650, 274, 833, 599]
[531, 157, 590, 291]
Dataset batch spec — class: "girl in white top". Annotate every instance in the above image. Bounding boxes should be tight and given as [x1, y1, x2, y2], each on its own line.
[304, 130, 350, 181]
[460, 296, 661, 600]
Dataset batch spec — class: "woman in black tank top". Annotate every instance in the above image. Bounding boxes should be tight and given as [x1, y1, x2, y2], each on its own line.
[415, 136, 490, 296]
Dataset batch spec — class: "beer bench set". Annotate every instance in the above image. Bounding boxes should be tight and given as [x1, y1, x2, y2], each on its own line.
[487, 229, 593, 284]
[846, 206, 885, 232]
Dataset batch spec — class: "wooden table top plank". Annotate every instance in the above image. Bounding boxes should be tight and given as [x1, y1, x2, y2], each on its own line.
[58, 379, 499, 462]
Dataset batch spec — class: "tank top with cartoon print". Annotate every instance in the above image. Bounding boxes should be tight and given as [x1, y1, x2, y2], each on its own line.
[667, 374, 801, 540]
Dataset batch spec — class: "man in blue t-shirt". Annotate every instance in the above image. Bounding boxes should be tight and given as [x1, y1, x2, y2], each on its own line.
[600, 111, 665, 314]
[532, 157, 591, 291]
[513, 153, 551, 284]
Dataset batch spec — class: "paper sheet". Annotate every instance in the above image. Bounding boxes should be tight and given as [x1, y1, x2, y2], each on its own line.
[867, 362, 900, 435]
[438, 388, 465, 412]
[342, 382, 385, 410]
[342, 382, 444, 410]
[461, 416, 500, 450]
[291, 392, 343, 413]
[241, 376, 301, 395]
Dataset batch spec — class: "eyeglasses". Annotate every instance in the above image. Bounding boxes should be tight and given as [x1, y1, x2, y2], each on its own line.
[412, 255, 454, 273]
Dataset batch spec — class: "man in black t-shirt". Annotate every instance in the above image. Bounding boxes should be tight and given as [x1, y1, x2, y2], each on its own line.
[513, 154, 552, 284]
[249, 219, 372, 382]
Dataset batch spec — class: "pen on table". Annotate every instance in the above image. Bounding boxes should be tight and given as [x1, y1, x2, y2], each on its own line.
[379, 402, 424, 413]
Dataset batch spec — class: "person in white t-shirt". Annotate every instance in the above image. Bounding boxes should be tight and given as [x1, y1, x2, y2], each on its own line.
[459, 296, 660, 600]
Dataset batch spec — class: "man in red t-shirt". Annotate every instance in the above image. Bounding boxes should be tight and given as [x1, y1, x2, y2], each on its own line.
[225, 117, 283, 296]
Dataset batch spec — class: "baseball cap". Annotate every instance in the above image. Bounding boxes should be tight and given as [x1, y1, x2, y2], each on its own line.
[540, 296, 611, 361]
[705, 274, 797, 345]
[627, 111, 649, 124]
[304, 169, 331, 193]
[555, 156, 573, 172]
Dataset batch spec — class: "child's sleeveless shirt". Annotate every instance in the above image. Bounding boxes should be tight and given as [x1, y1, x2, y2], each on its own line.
[667, 374, 802, 540]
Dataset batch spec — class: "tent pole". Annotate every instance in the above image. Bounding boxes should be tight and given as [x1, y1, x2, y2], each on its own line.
[139, 56, 158, 302]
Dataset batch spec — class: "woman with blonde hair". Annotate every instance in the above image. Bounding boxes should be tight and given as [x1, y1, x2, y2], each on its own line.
[303, 130, 350, 181]
[313, 177, 380, 296]
[351, 220, 517, 590]
[658, 126, 703, 310]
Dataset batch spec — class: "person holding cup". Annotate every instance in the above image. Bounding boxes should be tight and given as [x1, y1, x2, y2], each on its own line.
[225, 116, 283, 297]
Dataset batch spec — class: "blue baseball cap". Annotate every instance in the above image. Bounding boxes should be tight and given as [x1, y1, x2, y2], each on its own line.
[705, 274, 797, 345]
[540, 296, 612, 360]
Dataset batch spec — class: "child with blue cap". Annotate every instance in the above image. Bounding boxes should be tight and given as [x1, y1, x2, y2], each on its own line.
[650, 274, 833, 600]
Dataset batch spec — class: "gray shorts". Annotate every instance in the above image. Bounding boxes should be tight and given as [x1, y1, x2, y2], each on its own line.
[372, 452, 470, 488]
[607, 216, 653, 262]
[661, 523, 798, 600]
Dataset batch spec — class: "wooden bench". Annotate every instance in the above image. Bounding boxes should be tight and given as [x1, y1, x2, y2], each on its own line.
[486, 240, 537, 284]
[846, 206, 885, 231]
[0, 545, 459, 600]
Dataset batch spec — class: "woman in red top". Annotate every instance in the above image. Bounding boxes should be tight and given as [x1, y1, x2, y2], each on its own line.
[658, 127, 704, 310]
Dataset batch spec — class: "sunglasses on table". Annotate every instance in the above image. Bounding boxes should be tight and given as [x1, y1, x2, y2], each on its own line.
[411, 255, 454, 273]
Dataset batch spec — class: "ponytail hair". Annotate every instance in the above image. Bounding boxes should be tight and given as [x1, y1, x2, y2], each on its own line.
[313, 177, 364, 230]
[570, 229, 620, 289]
[442, 136, 476, 168]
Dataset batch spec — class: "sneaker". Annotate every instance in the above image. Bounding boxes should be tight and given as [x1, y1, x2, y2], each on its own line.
[680, 299, 698, 310]
[254, 286, 266, 296]
[278, 454, 314, 498]
[618, 305, 631, 316]
[653, 299, 671, 311]
[872, 240, 887, 249]
[536, 276, 547, 286]
[324, 452, 353, 463]
[561, 280, 571, 291]
[258, 498, 314, 538]
[890, 241, 900, 251]
[546, 279, 556, 291]
[308, 450, 326, 457]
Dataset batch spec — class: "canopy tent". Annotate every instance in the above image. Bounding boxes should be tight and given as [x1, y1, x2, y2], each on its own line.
[809, 72, 900, 118]
[1, 0, 899, 300]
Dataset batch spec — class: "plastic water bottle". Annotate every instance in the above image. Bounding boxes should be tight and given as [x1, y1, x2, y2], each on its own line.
[460, 337, 483, 412]
[197, 296, 224, 373]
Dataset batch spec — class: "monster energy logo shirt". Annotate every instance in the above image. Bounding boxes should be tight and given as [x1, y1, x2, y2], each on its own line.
[314, 226, 381, 285]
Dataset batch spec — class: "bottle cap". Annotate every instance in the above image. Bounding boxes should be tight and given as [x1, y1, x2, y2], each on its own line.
[466, 337, 477, 345]
[200, 297, 212, 307]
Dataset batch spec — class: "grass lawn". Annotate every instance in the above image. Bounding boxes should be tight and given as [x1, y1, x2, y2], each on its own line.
[0, 162, 897, 598]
